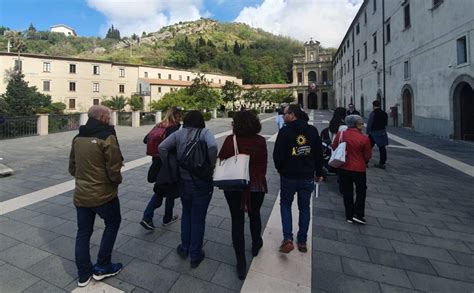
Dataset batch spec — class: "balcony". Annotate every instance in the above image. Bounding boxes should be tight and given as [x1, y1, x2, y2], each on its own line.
[132, 91, 151, 96]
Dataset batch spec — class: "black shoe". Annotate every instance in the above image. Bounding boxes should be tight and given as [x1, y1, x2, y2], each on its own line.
[237, 263, 247, 280]
[140, 220, 155, 230]
[77, 275, 92, 287]
[176, 244, 188, 259]
[374, 164, 386, 169]
[190, 251, 205, 269]
[92, 263, 122, 281]
[352, 216, 366, 225]
[252, 240, 263, 257]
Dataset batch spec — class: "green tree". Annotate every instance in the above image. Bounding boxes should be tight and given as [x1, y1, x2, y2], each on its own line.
[106, 25, 121, 40]
[101, 95, 127, 111]
[221, 81, 242, 111]
[233, 40, 240, 56]
[127, 94, 143, 111]
[268, 89, 294, 105]
[5, 30, 26, 53]
[242, 86, 263, 109]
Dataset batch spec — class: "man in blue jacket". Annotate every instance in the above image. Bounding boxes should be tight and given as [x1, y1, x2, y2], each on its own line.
[273, 104, 324, 253]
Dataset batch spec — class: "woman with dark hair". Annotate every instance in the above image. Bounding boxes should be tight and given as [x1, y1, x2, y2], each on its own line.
[159, 110, 217, 269]
[329, 107, 348, 142]
[141, 107, 182, 230]
[217, 111, 267, 280]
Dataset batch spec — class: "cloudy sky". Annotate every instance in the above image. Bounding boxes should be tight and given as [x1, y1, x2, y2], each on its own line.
[1, 0, 362, 47]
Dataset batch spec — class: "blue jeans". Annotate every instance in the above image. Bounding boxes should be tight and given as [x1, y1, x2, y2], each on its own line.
[143, 193, 175, 224]
[179, 179, 213, 261]
[280, 176, 313, 243]
[75, 197, 121, 280]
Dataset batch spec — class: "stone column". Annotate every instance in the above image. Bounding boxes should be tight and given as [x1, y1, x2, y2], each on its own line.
[111, 111, 118, 126]
[79, 113, 88, 125]
[212, 109, 217, 119]
[36, 114, 49, 136]
[155, 111, 162, 124]
[132, 111, 140, 128]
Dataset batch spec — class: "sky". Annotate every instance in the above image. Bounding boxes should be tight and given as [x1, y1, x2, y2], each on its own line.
[0, 0, 362, 47]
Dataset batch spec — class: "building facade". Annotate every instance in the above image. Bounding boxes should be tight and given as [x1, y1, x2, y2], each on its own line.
[50, 25, 77, 37]
[0, 53, 242, 112]
[291, 39, 334, 109]
[333, 0, 474, 140]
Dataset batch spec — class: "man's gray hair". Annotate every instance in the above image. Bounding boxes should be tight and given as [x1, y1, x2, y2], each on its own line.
[345, 114, 363, 128]
[88, 105, 110, 119]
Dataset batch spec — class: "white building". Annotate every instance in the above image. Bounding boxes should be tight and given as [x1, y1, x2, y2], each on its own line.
[333, 0, 474, 140]
[50, 24, 77, 37]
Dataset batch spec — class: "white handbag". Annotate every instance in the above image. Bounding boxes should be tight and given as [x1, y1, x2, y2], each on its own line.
[328, 131, 346, 168]
[213, 135, 250, 190]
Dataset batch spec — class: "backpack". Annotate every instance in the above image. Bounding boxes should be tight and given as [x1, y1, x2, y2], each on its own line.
[179, 129, 213, 179]
[146, 126, 167, 157]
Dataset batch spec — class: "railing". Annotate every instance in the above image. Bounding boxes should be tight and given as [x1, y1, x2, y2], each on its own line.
[140, 112, 155, 126]
[132, 91, 151, 96]
[0, 116, 38, 140]
[48, 114, 81, 133]
[118, 112, 132, 126]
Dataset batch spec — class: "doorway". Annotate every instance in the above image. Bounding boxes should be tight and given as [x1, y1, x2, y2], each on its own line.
[322, 92, 328, 109]
[454, 82, 474, 140]
[308, 93, 318, 109]
[402, 88, 413, 127]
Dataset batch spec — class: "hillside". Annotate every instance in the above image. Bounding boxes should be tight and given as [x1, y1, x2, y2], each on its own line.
[0, 19, 333, 84]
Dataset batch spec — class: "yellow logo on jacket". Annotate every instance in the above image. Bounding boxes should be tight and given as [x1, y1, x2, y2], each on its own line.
[292, 135, 311, 156]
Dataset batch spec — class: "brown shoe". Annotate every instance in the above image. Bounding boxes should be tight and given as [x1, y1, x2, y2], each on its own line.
[297, 242, 307, 253]
[279, 239, 294, 253]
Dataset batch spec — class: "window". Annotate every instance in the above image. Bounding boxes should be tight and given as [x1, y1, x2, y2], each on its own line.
[43, 62, 51, 72]
[343, 46, 346, 54]
[347, 60, 350, 72]
[360, 79, 363, 90]
[144, 72, 148, 78]
[158, 73, 162, 79]
[364, 42, 368, 60]
[119, 68, 125, 77]
[170, 88, 174, 92]
[344, 64, 346, 75]
[404, 60, 411, 80]
[347, 39, 350, 49]
[69, 64, 76, 74]
[219, 79, 221, 84]
[373, 0, 376, 13]
[297, 72, 302, 83]
[377, 72, 381, 86]
[158, 87, 162, 93]
[457, 36, 468, 64]
[386, 21, 391, 44]
[187, 76, 190, 81]
[119, 84, 125, 93]
[93, 99, 100, 105]
[364, 10, 367, 25]
[356, 23, 360, 35]
[69, 99, 76, 110]
[179, 75, 182, 81]
[357, 50, 360, 65]
[322, 71, 328, 83]
[93, 65, 100, 75]
[93, 83, 100, 92]
[433, 0, 443, 8]
[43, 81, 50, 91]
[69, 82, 76, 92]
[168, 74, 172, 80]
[373, 32, 377, 53]
[14, 60, 22, 71]
[404, 3, 411, 29]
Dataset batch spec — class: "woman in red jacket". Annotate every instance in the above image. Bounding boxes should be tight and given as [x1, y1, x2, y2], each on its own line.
[218, 111, 267, 280]
[332, 115, 372, 224]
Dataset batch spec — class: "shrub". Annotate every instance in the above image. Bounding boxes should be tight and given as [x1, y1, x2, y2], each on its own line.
[265, 108, 274, 113]
[49, 102, 66, 114]
[202, 112, 212, 121]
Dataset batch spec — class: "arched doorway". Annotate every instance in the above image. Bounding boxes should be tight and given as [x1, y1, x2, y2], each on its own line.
[308, 71, 317, 83]
[402, 86, 413, 127]
[308, 92, 318, 109]
[453, 82, 474, 140]
[360, 96, 365, 117]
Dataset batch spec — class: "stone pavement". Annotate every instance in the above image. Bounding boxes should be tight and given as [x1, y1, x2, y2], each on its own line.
[0, 111, 473, 292]
[311, 111, 474, 293]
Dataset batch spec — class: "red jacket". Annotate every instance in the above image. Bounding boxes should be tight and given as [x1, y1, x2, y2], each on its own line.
[332, 128, 372, 172]
[218, 134, 268, 193]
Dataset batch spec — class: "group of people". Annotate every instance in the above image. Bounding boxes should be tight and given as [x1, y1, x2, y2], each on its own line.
[68, 100, 388, 287]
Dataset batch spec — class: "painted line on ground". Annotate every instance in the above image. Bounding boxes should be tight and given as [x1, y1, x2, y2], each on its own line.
[0, 116, 277, 215]
[388, 132, 474, 177]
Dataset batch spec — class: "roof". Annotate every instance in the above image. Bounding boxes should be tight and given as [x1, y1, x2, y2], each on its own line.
[141, 78, 224, 88]
[50, 24, 77, 35]
[0, 52, 136, 66]
[242, 84, 290, 90]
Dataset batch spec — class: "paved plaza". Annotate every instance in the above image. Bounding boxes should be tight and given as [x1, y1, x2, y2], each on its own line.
[0, 111, 473, 292]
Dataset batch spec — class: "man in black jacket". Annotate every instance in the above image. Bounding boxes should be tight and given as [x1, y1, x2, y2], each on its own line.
[366, 100, 389, 169]
[273, 104, 323, 253]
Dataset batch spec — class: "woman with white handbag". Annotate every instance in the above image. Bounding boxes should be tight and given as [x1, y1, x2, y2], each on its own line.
[216, 111, 267, 280]
[332, 115, 372, 224]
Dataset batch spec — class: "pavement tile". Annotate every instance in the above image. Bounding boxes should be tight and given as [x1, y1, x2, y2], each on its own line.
[7, 225, 61, 248]
[26, 255, 77, 288]
[169, 275, 233, 293]
[210, 262, 245, 290]
[117, 259, 179, 292]
[0, 233, 20, 252]
[314, 225, 339, 241]
[394, 213, 448, 229]
[3, 208, 42, 221]
[24, 213, 67, 230]
[160, 248, 220, 281]
[50, 220, 77, 238]
[0, 243, 51, 269]
[390, 240, 456, 263]
[428, 227, 474, 243]
[313, 238, 370, 262]
[377, 218, 432, 235]
[313, 268, 381, 293]
[313, 251, 343, 272]
[409, 233, 472, 253]
[449, 250, 474, 267]
[116, 238, 172, 264]
[203, 241, 236, 265]
[412, 210, 461, 224]
[430, 260, 474, 283]
[0, 263, 40, 292]
[359, 226, 414, 243]
[103, 277, 138, 292]
[313, 216, 362, 232]
[407, 271, 474, 292]
[444, 222, 474, 234]
[366, 248, 437, 275]
[204, 226, 233, 246]
[379, 283, 423, 293]
[33, 203, 75, 217]
[118, 221, 166, 242]
[367, 202, 415, 216]
[342, 257, 413, 288]
[154, 230, 182, 248]
[337, 230, 394, 251]
[23, 280, 67, 293]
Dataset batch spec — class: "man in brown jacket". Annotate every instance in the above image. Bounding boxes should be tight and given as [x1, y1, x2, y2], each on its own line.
[69, 105, 123, 287]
